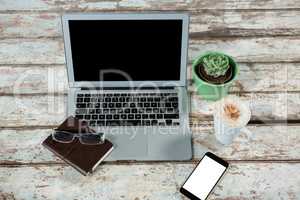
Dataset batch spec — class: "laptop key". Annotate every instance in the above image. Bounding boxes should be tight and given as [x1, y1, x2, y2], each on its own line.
[99, 115, 105, 119]
[135, 114, 141, 119]
[75, 109, 86, 114]
[117, 109, 123, 113]
[151, 120, 158, 125]
[125, 120, 141, 126]
[89, 121, 96, 126]
[132, 108, 137, 113]
[157, 114, 163, 119]
[110, 109, 116, 114]
[130, 103, 136, 108]
[121, 114, 127, 119]
[75, 115, 84, 119]
[84, 115, 91, 120]
[106, 115, 112, 119]
[172, 103, 178, 108]
[106, 121, 119, 126]
[142, 114, 148, 119]
[166, 120, 172, 125]
[165, 103, 172, 107]
[109, 103, 114, 108]
[149, 114, 156, 119]
[97, 121, 105, 126]
[128, 114, 134, 119]
[116, 103, 122, 107]
[92, 115, 98, 120]
[84, 98, 90, 103]
[77, 94, 84, 97]
[77, 98, 83, 103]
[113, 115, 120, 119]
[159, 122, 166, 126]
[76, 103, 86, 108]
[95, 103, 100, 108]
[142, 120, 151, 126]
[125, 108, 130, 113]
[88, 109, 95, 114]
[164, 114, 179, 119]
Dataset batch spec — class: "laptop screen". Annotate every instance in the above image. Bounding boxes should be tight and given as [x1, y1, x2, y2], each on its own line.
[68, 20, 183, 82]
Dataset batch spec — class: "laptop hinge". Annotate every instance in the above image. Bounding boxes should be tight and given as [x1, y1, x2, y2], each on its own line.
[80, 87, 175, 90]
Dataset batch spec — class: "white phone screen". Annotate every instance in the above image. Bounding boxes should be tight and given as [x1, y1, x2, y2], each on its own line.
[182, 155, 226, 200]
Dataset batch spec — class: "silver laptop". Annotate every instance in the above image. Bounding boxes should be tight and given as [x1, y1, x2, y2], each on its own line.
[62, 13, 192, 161]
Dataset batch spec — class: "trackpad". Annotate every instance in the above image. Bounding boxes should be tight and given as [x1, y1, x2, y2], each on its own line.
[105, 129, 148, 160]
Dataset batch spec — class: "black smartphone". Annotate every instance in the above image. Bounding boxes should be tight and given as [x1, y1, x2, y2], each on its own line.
[180, 152, 229, 200]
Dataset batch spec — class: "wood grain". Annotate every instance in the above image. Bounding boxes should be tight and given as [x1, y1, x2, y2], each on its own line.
[0, 62, 298, 95]
[0, 163, 299, 200]
[0, 65, 67, 94]
[0, 38, 64, 64]
[189, 37, 300, 62]
[1, 37, 300, 65]
[2, 11, 300, 38]
[0, 91, 298, 127]
[0, 0, 299, 11]
[0, 125, 299, 164]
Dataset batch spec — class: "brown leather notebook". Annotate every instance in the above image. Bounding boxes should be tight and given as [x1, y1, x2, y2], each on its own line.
[42, 116, 113, 176]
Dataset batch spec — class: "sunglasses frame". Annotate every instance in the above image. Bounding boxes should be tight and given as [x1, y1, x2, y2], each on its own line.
[52, 130, 105, 145]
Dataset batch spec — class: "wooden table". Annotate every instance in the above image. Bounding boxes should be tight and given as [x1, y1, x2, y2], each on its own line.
[0, 1, 300, 199]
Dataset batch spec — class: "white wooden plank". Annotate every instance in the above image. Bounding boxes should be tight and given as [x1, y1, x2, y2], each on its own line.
[0, 95, 66, 127]
[188, 62, 300, 92]
[0, 125, 299, 164]
[118, 0, 300, 10]
[191, 92, 300, 121]
[174, 163, 300, 200]
[0, 163, 299, 200]
[0, 38, 64, 64]
[0, 65, 67, 94]
[0, 13, 61, 38]
[0, 0, 299, 11]
[1, 37, 300, 64]
[2, 11, 300, 38]
[0, 62, 298, 95]
[0, 0, 118, 11]
[189, 37, 300, 62]
[0, 92, 298, 127]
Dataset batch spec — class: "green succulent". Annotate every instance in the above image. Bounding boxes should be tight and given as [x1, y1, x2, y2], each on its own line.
[202, 53, 230, 78]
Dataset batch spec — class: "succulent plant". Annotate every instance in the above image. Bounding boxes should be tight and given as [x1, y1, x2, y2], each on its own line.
[202, 53, 230, 78]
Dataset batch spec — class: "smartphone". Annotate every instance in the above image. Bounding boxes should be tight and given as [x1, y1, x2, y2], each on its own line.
[180, 152, 229, 200]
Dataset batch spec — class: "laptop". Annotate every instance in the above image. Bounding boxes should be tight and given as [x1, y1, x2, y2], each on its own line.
[62, 13, 192, 161]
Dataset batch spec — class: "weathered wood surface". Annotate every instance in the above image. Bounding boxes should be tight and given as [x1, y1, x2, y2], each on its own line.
[2, 11, 300, 38]
[0, 92, 298, 127]
[0, 62, 298, 95]
[1, 0, 300, 11]
[1, 37, 300, 65]
[0, 163, 299, 200]
[1, 0, 300, 199]
[0, 125, 299, 164]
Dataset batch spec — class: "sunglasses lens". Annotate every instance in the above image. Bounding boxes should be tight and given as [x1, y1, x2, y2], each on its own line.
[52, 131, 74, 143]
[80, 133, 104, 145]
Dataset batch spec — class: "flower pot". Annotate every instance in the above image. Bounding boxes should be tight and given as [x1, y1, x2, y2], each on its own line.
[192, 52, 239, 101]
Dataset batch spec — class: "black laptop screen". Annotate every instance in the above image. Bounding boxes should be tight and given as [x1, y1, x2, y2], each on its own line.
[68, 20, 183, 82]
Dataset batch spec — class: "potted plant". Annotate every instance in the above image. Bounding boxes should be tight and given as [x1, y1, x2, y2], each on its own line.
[192, 52, 239, 101]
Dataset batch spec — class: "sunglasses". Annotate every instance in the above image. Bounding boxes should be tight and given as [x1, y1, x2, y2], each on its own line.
[52, 130, 105, 145]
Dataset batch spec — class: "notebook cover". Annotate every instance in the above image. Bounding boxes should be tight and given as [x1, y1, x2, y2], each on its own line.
[42, 116, 113, 176]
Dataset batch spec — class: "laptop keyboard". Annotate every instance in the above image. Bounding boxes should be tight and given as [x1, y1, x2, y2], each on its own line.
[75, 92, 180, 126]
